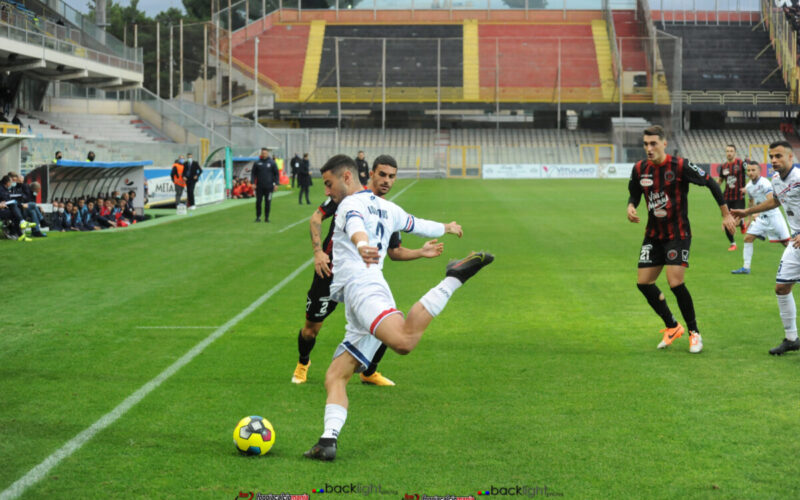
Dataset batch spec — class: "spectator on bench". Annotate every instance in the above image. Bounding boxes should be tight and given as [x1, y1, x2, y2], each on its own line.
[0, 199, 25, 240]
[49, 201, 65, 232]
[0, 174, 34, 239]
[8, 172, 45, 236]
[98, 199, 117, 228]
[67, 203, 86, 231]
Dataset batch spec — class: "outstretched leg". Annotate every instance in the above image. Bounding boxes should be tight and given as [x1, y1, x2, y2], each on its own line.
[375, 252, 494, 355]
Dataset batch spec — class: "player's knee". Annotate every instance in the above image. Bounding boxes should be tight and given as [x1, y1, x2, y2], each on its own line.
[324, 368, 348, 391]
[302, 322, 322, 338]
[776, 283, 793, 295]
[392, 344, 412, 356]
[667, 277, 684, 289]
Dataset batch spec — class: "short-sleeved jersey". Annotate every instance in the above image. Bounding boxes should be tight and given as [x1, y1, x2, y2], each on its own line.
[771, 166, 800, 234]
[719, 159, 746, 201]
[744, 176, 781, 219]
[330, 189, 444, 297]
[628, 155, 717, 240]
[317, 196, 402, 259]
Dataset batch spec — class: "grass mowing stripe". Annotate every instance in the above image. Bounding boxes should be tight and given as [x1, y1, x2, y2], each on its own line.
[0, 257, 314, 500]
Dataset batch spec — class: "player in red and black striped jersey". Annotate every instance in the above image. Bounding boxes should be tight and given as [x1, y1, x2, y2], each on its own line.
[716, 144, 747, 250]
[627, 125, 737, 354]
[291, 155, 445, 386]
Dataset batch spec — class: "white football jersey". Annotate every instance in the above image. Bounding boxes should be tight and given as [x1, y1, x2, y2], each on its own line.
[330, 189, 445, 298]
[745, 176, 773, 205]
[771, 166, 800, 234]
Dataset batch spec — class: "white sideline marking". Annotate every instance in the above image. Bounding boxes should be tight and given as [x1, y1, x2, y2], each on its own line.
[0, 180, 421, 499]
[277, 179, 418, 234]
[387, 180, 418, 201]
[135, 326, 220, 329]
[278, 215, 311, 233]
[0, 258, 314, 500]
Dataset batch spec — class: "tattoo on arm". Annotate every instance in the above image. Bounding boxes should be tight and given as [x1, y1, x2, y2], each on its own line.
[310, 218, 322, 252]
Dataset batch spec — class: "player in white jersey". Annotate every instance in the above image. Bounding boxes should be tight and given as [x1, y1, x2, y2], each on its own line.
[731, 160, 790, 274]
[303, 155, 494, 461]
[731, 141, 800, 355]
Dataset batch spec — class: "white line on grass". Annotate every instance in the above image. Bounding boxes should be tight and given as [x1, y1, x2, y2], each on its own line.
[278, 215, 311, 233]
[0, 258, 314, 500]
[135, 326, 220, 329]
[0, 180, 421, 499]
[387, 179, 418, 201]
[277, 179, 418, 234]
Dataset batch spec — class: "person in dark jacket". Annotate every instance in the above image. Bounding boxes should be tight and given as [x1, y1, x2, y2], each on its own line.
[290, 153, 301, 189]
[0, 174, 27, 237]
[355, 151, 369, 186]
[9, 173, 45, 235]
[251, 147, 279, 222]
[185, 153, 203, 210]
[297, 153, 312, 205]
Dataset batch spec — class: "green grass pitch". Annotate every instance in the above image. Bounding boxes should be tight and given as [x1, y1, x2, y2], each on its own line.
[2, 179, 799, 499]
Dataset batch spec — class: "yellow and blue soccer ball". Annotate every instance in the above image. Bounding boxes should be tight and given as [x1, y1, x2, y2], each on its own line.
[233, 416, 275, 455]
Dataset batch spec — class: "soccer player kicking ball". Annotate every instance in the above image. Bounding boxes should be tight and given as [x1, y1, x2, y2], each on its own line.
[628, 125, 736, 353]
[303, 155, 493, 461]
[730, 141, 800, 356]
[292, 155, 445, 387]
[731, 160, 790, 275]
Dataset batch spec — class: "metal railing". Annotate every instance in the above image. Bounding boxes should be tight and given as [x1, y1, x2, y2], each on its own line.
[762, 0, 798, 103]
[0, 10, 142, 73]
[681, 90, 790, 104]
[134, 87, 231, 146]
[36, 0, 139, 62]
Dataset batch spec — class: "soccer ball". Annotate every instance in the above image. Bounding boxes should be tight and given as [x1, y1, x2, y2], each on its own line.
[233, 416, 275, 455]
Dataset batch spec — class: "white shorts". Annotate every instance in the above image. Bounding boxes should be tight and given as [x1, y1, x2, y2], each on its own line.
[748, 210, 790, 243]
[776, 243, 800, 283]
[332, 272, 403, 371]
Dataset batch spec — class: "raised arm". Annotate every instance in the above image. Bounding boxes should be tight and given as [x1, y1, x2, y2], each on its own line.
[387, 239, 444, 261]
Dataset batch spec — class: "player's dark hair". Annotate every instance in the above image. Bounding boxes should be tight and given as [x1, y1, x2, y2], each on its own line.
[372, 155, 398, 171]
[1, 175, 9, 185]
[643, 125, 665, 140]
[320, 154, 357, 177]
[746, 159, 760, 166]
[769, 140, 793, 151]
[726, 144, 736, 151]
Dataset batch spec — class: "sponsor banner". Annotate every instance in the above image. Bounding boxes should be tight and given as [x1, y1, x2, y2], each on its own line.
[144, 167, 225, 208]
[482, 164, 541, 179]
[483, 164, 602, 179]
[598, 163, 635, 179]
[108, 170, 145, 211]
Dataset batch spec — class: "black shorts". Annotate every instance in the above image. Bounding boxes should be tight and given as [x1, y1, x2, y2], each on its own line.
[725, 199, 745, 210]
[305, 271, 338, 322]
[638, 237, 691, 268]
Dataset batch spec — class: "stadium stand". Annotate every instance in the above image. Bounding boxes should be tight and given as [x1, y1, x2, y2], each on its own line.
[680, 128, 787, 164]
[319, 25, 463, 88]
[478, 24, 602, 98]
[26, 111, 171, 143]
[612, 11, 648, 74]
[307, 128, 611, 173]
[660, 24, 785, 92]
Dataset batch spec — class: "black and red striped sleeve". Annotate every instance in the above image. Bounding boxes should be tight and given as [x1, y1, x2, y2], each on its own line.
[628, 161, 643, 207]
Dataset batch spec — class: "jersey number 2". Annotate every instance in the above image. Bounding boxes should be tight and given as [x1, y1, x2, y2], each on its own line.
[375, 222, 384, 251]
